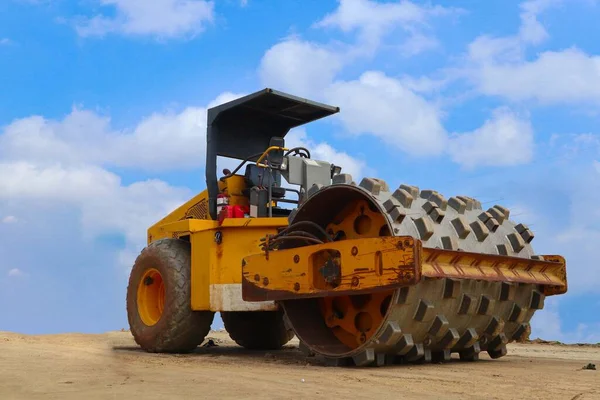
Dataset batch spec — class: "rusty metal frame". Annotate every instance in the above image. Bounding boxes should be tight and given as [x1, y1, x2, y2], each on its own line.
[241, 236, 567, 302]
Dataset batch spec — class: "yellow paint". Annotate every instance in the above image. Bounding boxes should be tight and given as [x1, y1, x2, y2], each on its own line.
[181, 217, 288, 311]
[221, 217, 289, 228]
[420, 247, 568, 294]
[218, 174, 249, 207]
[539, 255, 568, 295]
[156, 219, 218, 235]
[241, 236, 569, 300]
[147, 189, 212, 243]
[326, 199, 390, 239]
[242, 237, 419, 298]
[137, 268, 165, 326]
[190, 230, 214, 310]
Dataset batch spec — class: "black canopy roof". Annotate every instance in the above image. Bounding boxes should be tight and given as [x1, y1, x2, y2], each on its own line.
[206, 88, 340, 160]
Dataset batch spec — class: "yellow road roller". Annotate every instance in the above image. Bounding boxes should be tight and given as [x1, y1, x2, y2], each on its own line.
[126, 88, 567, 366]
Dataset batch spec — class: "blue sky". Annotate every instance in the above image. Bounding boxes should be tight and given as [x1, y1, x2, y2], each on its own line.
[1, 0, 599, 343]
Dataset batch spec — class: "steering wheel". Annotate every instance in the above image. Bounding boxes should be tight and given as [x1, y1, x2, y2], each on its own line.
[220, 147, 312, 182]
[284, 147, 311, 159]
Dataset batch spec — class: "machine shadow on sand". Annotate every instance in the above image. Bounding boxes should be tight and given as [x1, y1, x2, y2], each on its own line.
[110, 340, 496, 368]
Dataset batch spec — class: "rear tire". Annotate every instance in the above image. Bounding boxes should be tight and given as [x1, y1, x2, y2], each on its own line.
[126, 238, 214, 353]
[221, 309, 294, 350]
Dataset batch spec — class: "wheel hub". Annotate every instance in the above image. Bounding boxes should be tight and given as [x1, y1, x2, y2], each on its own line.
[137, 268, 165, 326]
[318, 198, 394, 349]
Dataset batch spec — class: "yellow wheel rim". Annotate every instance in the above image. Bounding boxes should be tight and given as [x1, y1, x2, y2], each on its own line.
[318, 199, 395, 349]
[137, 268, 165, 326]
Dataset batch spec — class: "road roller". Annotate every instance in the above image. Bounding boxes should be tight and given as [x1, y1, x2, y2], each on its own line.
[126, 88, 567, 366]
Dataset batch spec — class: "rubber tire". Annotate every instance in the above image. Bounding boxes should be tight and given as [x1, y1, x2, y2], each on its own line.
[126, 238, 214, 353]
[221, 309, 295, 350]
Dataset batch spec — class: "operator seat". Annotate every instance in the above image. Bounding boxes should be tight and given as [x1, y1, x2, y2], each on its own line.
[243, 136, 287, 199]
[243, 164, 286, 199]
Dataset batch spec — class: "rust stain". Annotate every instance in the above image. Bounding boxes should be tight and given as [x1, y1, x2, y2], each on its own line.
[241, 237, 566, 302]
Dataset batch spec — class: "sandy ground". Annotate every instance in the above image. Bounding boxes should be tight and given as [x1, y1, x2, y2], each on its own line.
[1, 330, 599, 400]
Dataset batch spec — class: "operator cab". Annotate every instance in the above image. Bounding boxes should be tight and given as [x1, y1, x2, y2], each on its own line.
[206, 88, 342, 221]
[218, 135, 326, 219]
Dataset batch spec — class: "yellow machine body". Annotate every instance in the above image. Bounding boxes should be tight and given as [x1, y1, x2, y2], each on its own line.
[146, 174, 287, 312]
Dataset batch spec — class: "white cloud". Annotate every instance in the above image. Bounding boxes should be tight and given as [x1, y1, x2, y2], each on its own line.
[0, 106, 208, 171]
[518, 0, 560, 45]
[113, 107, 208, 169]
[315, 0, 459, 57]
[399, 75, 451, 94]
[594, 160, 600, 174]
[467, 35, 524, 65]
[0, 38, 12, 46]
[399, 33, 439, 57]
[0, 162, 115, 201]
[0, 162, 190, 270]
[259, 39, 344, 98]
[324, 71, 448, 156]
[548, 132, 600, 159]
[7, 268, 25, 278]
[2, 216, 17, 224]
[467, 0, 559, 65]
[475, 48, 600, 105]
[317, 0, 431, 32]
[75, 0, 215, 39]
[447, 107, 534, 168]
[206, 91, 247, 108]
[260, 38, 541, 165]
[531, 297, 600, 343]
[258, 0, 461, 98]
[257, 2, 472, 161]
[463, 1, 600, 107]
[256, 2, 480, 162]
[572, 133, 600, 151]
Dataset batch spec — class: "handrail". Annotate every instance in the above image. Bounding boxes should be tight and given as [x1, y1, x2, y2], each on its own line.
[256, 146, 288, 168]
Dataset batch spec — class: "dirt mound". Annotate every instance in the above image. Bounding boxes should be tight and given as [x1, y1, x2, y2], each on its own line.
[526, 338, 600, 347]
